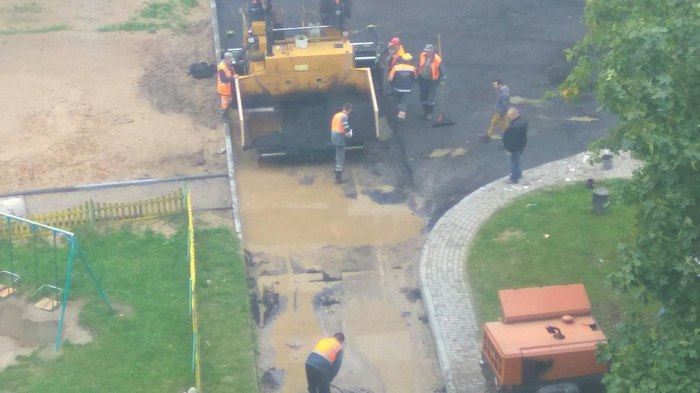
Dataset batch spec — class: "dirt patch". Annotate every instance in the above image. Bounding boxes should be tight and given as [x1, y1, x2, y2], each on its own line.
[0, 296, 92, 372]
[496, 229, 526, 241]
[0, 0, 225, 194]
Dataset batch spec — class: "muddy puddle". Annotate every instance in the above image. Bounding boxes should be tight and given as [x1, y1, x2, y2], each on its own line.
[236, 154, 443, 393]
[0, 296, 92, 371]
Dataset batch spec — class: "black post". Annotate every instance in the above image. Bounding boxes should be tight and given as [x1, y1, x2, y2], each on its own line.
[592, 188, 610, 214]
[265, 8, 274, 56]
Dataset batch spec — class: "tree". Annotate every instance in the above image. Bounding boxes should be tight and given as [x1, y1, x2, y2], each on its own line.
[563, 0, 700, 391]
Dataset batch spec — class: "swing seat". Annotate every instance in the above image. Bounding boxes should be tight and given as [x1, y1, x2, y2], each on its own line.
[0, 271, 20, 298]
[0, 284, 17, 298]
[32, 284, 63, 311]
[34, 296, 60, 311]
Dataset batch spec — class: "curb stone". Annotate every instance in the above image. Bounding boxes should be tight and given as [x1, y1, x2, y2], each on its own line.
[419, 152, 640, 393]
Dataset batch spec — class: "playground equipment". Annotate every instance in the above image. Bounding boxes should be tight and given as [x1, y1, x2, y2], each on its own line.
[0, 212, 113, 350]
[0, 216, 20, 298]
[0, 270, 19, 298]
[27, 228, 63, 311]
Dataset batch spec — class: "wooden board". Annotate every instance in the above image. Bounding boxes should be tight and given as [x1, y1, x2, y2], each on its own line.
[0, 285, 16, 298]
[34, 297, 60, 311]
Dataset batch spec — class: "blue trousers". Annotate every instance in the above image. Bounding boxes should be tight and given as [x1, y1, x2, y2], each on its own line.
[510, 150, 522, 182]
[306, 363, 331, 393]
[331, 132, 345, 172]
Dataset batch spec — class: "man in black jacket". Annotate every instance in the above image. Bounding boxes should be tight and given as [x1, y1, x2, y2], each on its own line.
[388, 53, 417, 121]
[502, 107, 527, 184]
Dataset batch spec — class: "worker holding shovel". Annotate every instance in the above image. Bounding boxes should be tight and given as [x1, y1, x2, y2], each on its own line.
[418, 44, 446, 120]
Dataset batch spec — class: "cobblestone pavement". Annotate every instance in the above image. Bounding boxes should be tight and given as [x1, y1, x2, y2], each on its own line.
[419, 151, 640, 393]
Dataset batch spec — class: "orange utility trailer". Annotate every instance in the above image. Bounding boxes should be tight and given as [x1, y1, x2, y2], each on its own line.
[480, 284, 608, 393]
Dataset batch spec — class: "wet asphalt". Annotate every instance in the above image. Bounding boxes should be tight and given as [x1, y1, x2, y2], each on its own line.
[215, 0, 615, 221]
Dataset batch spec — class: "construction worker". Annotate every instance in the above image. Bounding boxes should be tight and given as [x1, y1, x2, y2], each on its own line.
[305, 333, 345, 393]
[248, 0, 266, 21]
[388, 53, 417, 121]
[485, 79, 511, 139]
[418, 44, 446, 120]
[330, 103, 353, 184]
[320, 0, 351, 31]
[385, 37, 405, 70]
[217, 52, 238, 123]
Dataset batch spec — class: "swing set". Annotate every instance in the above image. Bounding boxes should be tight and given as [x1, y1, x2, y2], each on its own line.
[0, 212, 113, 351]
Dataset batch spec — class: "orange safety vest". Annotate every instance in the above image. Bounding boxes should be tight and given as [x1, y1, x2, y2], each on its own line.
[419, 53, 443, 80]
[388, 45, 405, 68]
[388, 63, 417, 81]
[331, 111, 348, 134]
[217, 60, 234, 96]
[312, 337, 343, 364]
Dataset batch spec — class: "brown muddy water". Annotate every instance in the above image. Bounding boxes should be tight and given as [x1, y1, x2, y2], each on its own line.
[236, 153, 443, 393]
[0, 296, 92, 371]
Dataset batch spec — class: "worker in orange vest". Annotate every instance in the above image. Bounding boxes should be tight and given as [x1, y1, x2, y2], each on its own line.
[305, 333, 345, 393]
[388, 53, 417, 121]
[216, 52, 238, 123]
[418, 44, 446, 120]
[385, 37, 405, 70]
[330, 103, 353, 184]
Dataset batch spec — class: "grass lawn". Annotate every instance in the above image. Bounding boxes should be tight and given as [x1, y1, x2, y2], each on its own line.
[467, 180, 648, 331]
[0, 216, 257, 393]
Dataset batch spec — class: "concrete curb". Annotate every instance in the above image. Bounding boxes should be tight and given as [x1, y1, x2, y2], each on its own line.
[210, 0, 245, 242]
[419, 151, 640, 393]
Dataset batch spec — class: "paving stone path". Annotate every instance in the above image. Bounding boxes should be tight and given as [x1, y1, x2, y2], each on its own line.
[419, 151, 640, 393]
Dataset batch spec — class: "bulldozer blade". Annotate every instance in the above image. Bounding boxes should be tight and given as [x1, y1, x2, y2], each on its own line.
[432, 113, 455, 127]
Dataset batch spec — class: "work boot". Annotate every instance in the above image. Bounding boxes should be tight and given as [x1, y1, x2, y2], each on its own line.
[335, 170, 348, 184]
[425, 105, 434, 120]
[419, 104, 429, 119]
[220, 109, 231, 124]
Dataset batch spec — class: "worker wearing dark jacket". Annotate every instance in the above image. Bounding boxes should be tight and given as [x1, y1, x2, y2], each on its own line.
[320, 0, 351, 31]
[418, 44, 446, 120]
[388, 53, 417, 121]
[217, 52, 238, 123]
[502, 107, 528, 184]
[305, 333, 345, 393]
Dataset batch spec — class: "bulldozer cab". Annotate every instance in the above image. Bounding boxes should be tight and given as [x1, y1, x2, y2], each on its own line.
[226, 6, 381, 157]
[480, 284, 609, 393]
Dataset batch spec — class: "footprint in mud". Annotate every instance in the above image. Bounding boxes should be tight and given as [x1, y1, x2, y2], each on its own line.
[400, 287, 422, 302]
[261, 367, 284, 392]
[297, 174, 316, 185]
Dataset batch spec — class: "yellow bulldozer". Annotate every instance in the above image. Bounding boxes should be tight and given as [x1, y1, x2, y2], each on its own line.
[225, 4, 381, 157]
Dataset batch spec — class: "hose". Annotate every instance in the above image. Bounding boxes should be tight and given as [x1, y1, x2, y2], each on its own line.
[330, 384, 375, 393]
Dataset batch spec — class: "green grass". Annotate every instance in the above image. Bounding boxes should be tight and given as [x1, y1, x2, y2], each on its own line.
[12, 2, 42, 13]
[0, 218, 257, 393]
[0, 24, 69, 35]
[99, 0, 198, 33]
[98, 21, 171, 33]
[467, 180, 649, 331]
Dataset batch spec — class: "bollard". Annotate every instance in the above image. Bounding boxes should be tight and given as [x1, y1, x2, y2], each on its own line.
[592, 187, 609, 214]
[601, 154, 613, 170]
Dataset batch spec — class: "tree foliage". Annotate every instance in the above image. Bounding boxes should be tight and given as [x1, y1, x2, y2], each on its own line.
[564, 0, 700, 391]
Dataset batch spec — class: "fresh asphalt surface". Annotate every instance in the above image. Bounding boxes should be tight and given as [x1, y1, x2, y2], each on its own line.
[215, 0, 615, 222]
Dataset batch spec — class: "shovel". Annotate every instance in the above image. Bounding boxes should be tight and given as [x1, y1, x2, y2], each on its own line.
[432, 33, 455, 128]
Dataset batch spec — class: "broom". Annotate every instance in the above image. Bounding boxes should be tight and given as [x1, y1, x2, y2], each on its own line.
[432, 33, 455, 127]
